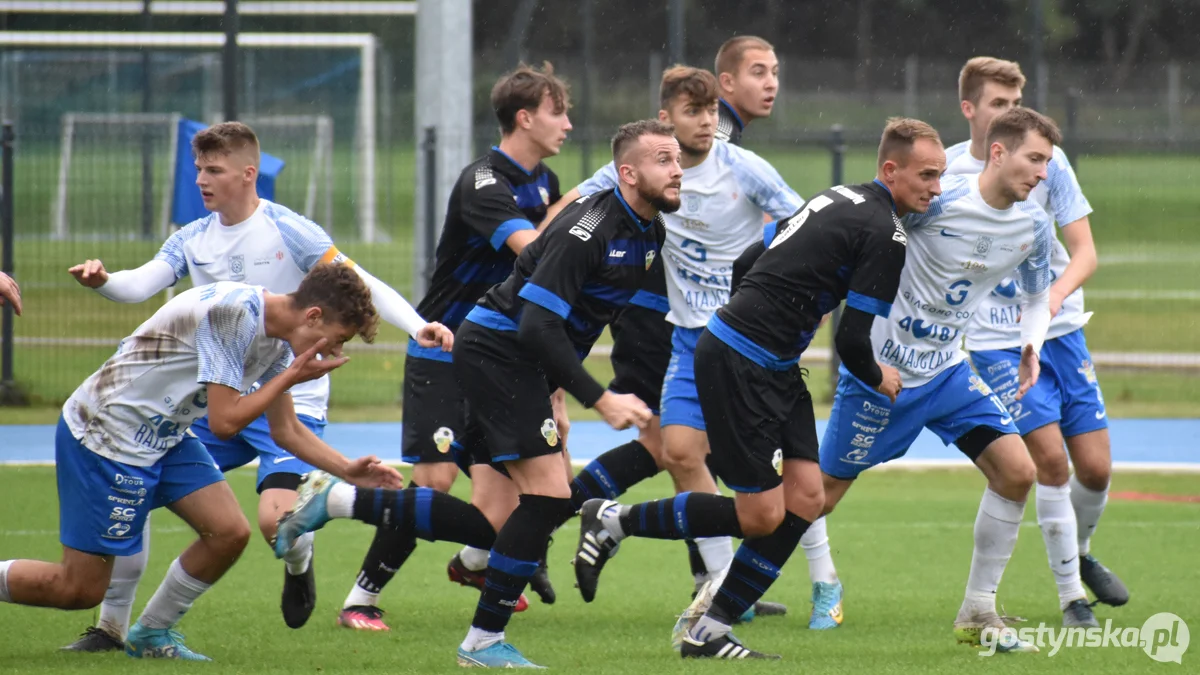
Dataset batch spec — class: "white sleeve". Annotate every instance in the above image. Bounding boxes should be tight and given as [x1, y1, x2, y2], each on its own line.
[576, 162, 619, 196]
[1020, 288, 1051, 356]
[353, 265, 428, 338]
[95, 260, 178, 303]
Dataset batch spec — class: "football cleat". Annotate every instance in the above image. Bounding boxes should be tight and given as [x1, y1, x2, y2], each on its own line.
[680, 633, 780, 660]
[338, 605, 390, 631]
[273, 471, 339, 559]
[61, 626, 123, 652]
[124, 622, 211, 661]
[1079, 554, 1129, 607]
[572, 499, 622, 603]
[529, 560, 556, 605]
[809, 580, 844, 630]
[953, 607, 1038, 653]
[281, 556, 317, 629]
[456, 641, 546, 669]
[447, 553, 529, 612]
[672, 579, 717, 650]
[1063, 598, 1100, 628]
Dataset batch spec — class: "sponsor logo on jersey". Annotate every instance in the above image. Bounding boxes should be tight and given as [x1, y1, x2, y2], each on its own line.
[962, 260, 988, 273]
[832, 185, 865, 204]
[433, 427, 455, 454]
[105, 522, 132, 538]
[891, 213, 908, 245]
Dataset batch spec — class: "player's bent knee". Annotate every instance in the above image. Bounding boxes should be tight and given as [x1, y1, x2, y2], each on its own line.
[210, 516, 253, 559]
[414, 462, 458, 493]
[737, 504, 786, 539]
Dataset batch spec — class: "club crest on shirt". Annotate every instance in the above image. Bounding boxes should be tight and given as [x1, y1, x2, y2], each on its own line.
[433, 427, 455, 454]
[539, 186, 551, 205]
[540, 419, 559, 446]
[229, 254, 245, 281]
[974, 235, 994, 257]
[645, 249, 657, 271]
[685, 194, 702, 213]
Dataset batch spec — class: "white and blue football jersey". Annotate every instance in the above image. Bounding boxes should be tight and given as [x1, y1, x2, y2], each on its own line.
[577, 140, 803, 328]
[944, 142, 1093, 351]
[873, 173, 1054, 386]
[64, 282, 291, 467]
[153, 199, 340, 419]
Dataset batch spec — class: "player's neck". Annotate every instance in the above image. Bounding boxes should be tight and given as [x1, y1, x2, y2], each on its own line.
[680, 148, 708, 169]
[722, 97, 752, 129]
[262, 292, 296, 341]
[617, 184, 658, 223]
[968, 135, 988, 162]
[495, 136, 544, 173]
[218, 195, 261, 226]
[978, 169, 1015, 210]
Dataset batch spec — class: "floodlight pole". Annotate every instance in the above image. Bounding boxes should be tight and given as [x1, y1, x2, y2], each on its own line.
[223, 0, 239, 121]
[140, 0, 154, 239]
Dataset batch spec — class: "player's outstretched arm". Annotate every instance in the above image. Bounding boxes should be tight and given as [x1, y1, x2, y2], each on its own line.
[67, 259, 176, 303]
[265, 393, 404, 489]
[1049, 217, 1097, 316]
[349, 265, 451, 351]
[0, 271, 21, 316]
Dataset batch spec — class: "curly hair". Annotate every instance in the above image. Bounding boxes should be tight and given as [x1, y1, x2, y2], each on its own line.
[290, 263, 379, 343]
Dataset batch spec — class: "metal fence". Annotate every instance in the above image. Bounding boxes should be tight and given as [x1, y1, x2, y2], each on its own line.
[1, 46, 1198, 413]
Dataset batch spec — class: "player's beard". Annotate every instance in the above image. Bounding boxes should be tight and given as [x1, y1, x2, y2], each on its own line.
[640, 182, 681, 214]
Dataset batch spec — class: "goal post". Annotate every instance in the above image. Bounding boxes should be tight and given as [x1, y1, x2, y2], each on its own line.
[1, 30, 380, 241]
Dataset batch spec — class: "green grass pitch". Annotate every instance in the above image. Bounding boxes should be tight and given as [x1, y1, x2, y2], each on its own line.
[0, 467, 1197, 672]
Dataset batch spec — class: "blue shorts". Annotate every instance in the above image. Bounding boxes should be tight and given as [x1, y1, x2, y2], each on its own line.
[56, 416, 224, 557]
[191, 413, 326, 491]
[969, 328, 1108, 439]
[820, 361, 1019, 480]
[661, 326, 706, 430]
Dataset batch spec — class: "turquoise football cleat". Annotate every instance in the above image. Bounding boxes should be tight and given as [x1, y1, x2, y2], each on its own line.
[809, 580, 844, 630]
[456, 642, 546, 669]
[124, 622, 211, 661]
[273, 471, 340, 559]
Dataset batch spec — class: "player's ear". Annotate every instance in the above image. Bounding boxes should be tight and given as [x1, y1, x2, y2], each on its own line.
[989, 141, 1005, 165]
[657, 108, 670, 123]
[304, 306, 324, 326]
[960, 99, 974, 120]
[718, 71, 735, 95]
[515, 108, 533, 131]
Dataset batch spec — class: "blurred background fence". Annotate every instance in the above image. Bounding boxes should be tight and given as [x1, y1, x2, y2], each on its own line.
[1, 0, 1197, 418]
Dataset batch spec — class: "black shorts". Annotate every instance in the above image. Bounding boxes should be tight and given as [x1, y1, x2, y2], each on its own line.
[695, 329, 818, 494]
[453, 320, 563, 469]
[401, 356, 463, 465]
[608, 305, 674, 415]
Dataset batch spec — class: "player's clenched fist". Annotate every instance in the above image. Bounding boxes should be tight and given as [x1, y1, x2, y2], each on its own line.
[0, 271, 21, 316]
[875, 363, 903, 403]
[68, 259, 110, 288]
[593, 391, 652, 431]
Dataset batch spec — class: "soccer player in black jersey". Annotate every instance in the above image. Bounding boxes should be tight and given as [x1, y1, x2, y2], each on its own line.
[573, 119, 947, 661]
[335, 63, 571, 631]
[449, 120, 680, 668]
[714, 35, 778, 145]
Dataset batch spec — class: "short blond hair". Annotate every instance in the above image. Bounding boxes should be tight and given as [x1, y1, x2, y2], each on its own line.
[192, 121, 260, 167]
[714, 35, 774, 76]
[877, 117, 942, 168]
[958, 57, 1026, 104]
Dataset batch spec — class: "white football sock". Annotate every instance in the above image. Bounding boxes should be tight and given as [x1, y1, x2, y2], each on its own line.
[343, 582, 379, 609]
[283, 531, 314, 576]
[326, 483, 356, 519]
[461, 626, 504, 652]
[688, 612, 732, 643]
[801, 516, 838, 584]
[1036, 482, 1086, 608]
[0, 560, 13, 603]
[460, 546, 490, 572]
[1069, 474, 1108, 556]
[963, 487, 1026, 612]
[696, 537, 734, 581]
[98, 520, 150, 638]
[137, 558, 211, 630]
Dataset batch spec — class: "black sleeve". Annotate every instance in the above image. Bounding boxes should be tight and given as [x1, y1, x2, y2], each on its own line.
[844, 211, 908, 319]
[835, 306, 883, 388]
[517, 219, 603, 318]
[518, 304, 607, 408]
[731, 240, 767, 295]
[460, 171, 536, 251]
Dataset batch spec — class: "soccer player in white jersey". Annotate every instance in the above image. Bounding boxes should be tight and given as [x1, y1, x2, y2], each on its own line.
[61, 122, 451, 649]
[946, 57, 1128, 618]
[0, 264, 403, 660]
[816, 108, 1077, 650]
